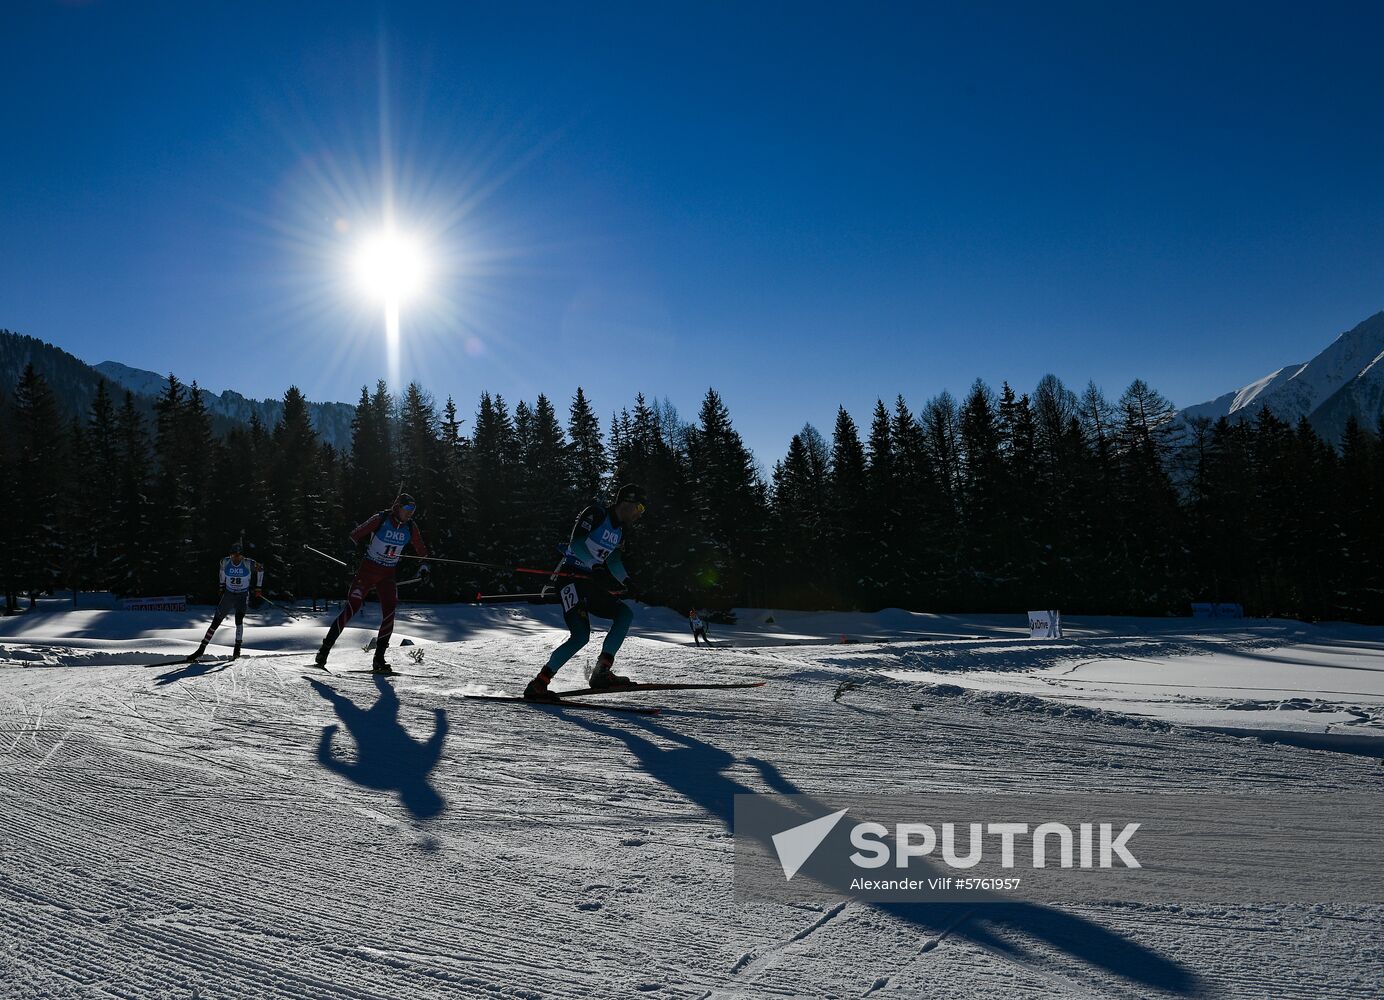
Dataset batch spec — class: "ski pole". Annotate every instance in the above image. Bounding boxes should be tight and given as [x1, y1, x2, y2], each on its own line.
[471, 591, 557, 604]
[257, 593, 291, 612]
[395, 552, 589, 580]
[303, 544, 349, 568]
[398, 553, 507, 569]
[472, 588, 628, 603]
[514, 566, 592, 579]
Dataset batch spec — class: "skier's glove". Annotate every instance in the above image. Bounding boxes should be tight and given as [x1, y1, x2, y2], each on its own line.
[418, 563, 431, 581]
[253, 588, 263, 599]
[621, 577, 640, 602]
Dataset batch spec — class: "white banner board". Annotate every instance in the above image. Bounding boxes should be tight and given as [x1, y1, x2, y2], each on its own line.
[1191, 603, 1244, 619]
[121, 596, 187, 612]
[1028, 609, 1062, 639]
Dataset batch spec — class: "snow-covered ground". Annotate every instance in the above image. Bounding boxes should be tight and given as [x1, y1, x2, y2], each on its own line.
[1, 597, 1380, 997]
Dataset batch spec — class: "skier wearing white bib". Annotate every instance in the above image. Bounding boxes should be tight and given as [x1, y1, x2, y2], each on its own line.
[689, 608, 709, 646]
[523, 483, 646, 702]
[315, 493, 430, 674]
[190, 543, 264, 660]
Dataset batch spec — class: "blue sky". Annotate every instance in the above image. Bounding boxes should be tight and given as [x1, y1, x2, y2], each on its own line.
[4, 1, 1383, 462]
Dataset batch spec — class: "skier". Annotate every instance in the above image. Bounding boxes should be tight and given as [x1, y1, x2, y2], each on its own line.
[190, 543, 264, 660]
[315, 493, 430, 674]
[523, 483, 646, 702]
[689, 608, 710, 646]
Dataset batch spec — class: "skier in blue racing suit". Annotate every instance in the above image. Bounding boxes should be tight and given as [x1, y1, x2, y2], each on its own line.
[523, 483, 646, 701]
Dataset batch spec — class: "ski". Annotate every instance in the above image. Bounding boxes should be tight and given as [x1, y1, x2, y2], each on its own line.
[556, 681, 767, 698]
[144, 650, 301, 667]
[142, 655, 200, 668]
[463, 694, 661, 716]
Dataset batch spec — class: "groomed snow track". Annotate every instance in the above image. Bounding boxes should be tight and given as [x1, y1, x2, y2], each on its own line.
[0, 627, 1379, 998]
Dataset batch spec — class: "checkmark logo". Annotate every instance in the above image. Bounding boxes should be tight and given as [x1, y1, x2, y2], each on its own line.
[771, 808, 849, 881]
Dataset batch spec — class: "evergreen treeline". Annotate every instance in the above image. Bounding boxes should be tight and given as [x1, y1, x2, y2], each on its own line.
[2, 363, 1381, 623]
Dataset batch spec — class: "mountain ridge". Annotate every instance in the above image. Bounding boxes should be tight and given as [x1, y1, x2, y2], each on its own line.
[0, 330, 355, 450]
[1181, 311, 1384, 443]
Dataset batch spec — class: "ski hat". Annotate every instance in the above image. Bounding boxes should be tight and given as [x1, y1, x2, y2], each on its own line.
[230, 542, 243, 555]
[615, 483, 646, 507]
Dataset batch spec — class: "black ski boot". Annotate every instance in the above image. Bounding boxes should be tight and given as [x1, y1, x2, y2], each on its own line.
[188, 642, 208, 663]
[523, 668, 561, 703]
[232, 642, 242, 660]
[315, 623, 342, 669]
[589, 653, 631, 689]
[372, 640, 394, 676]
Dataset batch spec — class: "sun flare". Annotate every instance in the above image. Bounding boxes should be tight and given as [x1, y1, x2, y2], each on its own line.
[353, 230, 428, 302]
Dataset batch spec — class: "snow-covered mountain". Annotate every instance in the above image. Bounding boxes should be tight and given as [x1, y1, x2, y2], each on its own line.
[94, 359, 356, 450]
[1182, 311, 1384, 443]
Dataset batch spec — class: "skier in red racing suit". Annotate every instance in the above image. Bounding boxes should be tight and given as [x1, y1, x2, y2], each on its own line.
[315, 493, 429, 674]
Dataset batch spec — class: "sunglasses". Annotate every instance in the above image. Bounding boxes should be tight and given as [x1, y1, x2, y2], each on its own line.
[399, 503, 417, 514]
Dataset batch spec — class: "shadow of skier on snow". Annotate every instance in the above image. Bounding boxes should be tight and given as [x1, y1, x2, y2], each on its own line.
[559, 712, 1204, 997]
[309, 676, 448, 820]
[154, 659, 230, 686]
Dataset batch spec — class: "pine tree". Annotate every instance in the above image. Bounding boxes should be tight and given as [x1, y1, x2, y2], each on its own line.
[0, 380, 12, 613]
[182, 382, 219, 594]
[918, 393, 964, 606]
[607, 393, 695, 606]
[526, 394, 575, 560]
[469, 392, 518, 582]
[397, 383, 440, 512]
[151, 374, 190, 593]
[10, 366, 65, 606]
[431, 395, 473, 596]
[863, 400, 899, 606]
[890, 397, 946, 608]
[684, 389, 768, 608]
[348, 381, 398, 516]
[78, 381, 121, 593]
[1029, 375, 1083, 601]
[62, 416, 90, 603]
[957, 381, 1004, 608]
[112, 392, 156, 597]
[271, 386, 329, 600]
[825, 406, 868, 607]
[1113, 379, 1185, 612]
[1074, 381, 1122, 611]
[770, 434, 825, 607]
[993, 383, 1039, 607]
[800, 423, 831, 492]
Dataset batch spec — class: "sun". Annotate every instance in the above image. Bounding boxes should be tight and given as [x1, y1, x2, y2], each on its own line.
[353, 230, 429, 302]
